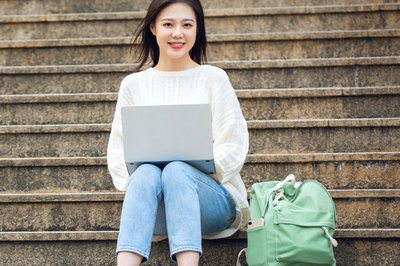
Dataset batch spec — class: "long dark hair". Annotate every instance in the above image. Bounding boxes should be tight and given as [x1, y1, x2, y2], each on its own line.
[131, 0, 207, 71]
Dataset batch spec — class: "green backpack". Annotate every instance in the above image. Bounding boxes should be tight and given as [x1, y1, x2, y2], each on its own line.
[237, 175, 338, 266]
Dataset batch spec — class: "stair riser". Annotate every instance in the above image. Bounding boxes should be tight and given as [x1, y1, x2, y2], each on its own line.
[2, 65, 400, 94]
[1, 72, 124, 95]
[0, 0, 390, 15]
[250, 127, 400, 154]
[228, 65, 400, 90]
[2, 37, 399, 66]
[1, 160, 399, 193]
[241, 95, 400, 120]
[0, 239, 398, 266]
[244, 161, 400, 190]
[3, 94, 400, 125]
[1, 101, 117, 125]
[2, 11, 398, 40]
[1, 126, 399, 157]
[0, 239, 399, 265]
[0, 132, 109, 158]
[207, 11, 400, 34]
[0, 165, 115, 193]
[0, 201, 121, 231]
[1, 199, 398, 231]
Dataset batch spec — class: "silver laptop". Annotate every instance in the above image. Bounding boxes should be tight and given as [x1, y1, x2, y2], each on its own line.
[121, 104, 216, 175]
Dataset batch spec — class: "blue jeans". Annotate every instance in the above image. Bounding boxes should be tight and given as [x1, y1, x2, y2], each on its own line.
[116, 161, 236, 263]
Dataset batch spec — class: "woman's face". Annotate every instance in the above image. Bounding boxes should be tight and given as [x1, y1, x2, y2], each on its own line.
[150, 2, 197, 67]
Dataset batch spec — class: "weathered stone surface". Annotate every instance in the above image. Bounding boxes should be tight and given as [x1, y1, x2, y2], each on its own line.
[334, 239, 400, 266]
[334, 198, 400, 228]
[0, 240, 118, 266]
[1, 121, 399, 157]
[0, 165, 115, 193]
[0, 196, 398, 231]
[0, 238, 399, 265]
[249, 126, 400, 154]
[242, 160, 400, 190]
[228, 64, 400, 89]
[2, 91, 400, 125]
[1, 72, 126, 94]
[1, 101, 117, 125]
[0, 201, 122, 231]
[1, 0, 394, 15]
[3, 63, 400, 94]
[1, 9, 399, 40]
[1, 20, 141, 40]
[0, 131, 109, 158]
[2, 37, 399, 66]
[208, 36, 400, 62]
[0, 153, 399, 193]
[240, 94, 400, 120]
[358, 65, 400, 87]
[206, 10, 400, 34]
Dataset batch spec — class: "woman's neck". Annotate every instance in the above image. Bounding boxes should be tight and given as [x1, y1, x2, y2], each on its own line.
[154, 55, 199, 72]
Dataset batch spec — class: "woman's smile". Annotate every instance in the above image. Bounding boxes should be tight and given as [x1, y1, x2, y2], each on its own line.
[169, 42, 185, 49]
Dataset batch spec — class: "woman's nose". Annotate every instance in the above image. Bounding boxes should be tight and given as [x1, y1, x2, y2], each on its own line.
[172, 26, 183, 38]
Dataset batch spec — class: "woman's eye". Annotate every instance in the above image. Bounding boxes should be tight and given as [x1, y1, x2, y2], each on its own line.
[184, 23, 193, 28]
[163, 23, 172, 27]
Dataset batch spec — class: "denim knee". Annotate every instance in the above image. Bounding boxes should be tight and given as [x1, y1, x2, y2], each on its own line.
[127, 164, 162, 193]
[161, 161, 198, 190]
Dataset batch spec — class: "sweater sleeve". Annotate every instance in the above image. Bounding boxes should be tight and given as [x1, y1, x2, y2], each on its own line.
[210, 69, 249, 184]
[107, 79, 134, 191]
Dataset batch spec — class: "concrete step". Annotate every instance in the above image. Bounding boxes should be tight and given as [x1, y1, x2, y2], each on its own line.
[2, 87, 400, 125]
[1, 152, 399, 193]
[0, 191, 399, 231]
[0, 118, 399, 157]
[1, 4, 399, 40]
[248, 118, 400, 154]
[1, 0, 395, 15]
[2, 30, 400, 66]
[2, 57, 400, 94]
[1, 118, 399, 157]
[0, 233, 398, 265]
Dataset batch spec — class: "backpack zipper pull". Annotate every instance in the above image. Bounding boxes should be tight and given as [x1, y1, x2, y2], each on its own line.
[322, 227, 338, 247]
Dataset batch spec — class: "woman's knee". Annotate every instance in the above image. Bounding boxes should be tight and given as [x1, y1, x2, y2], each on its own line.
[127, 164, 162, 190]
[161, 161, 197, 188]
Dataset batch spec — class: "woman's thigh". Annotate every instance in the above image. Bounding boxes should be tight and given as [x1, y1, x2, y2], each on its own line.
[154, 162, 236, 236]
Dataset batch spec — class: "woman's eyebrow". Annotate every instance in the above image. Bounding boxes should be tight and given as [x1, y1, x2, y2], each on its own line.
[160, 18, 195, 22]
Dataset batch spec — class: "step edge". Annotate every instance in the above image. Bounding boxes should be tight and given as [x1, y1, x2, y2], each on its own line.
[246, 152, 400, 163]
[1, 118, 399, 134]
[0, 123, 111, 134]
[233, 228, 400, 239]
[247, 117, 400, 129]
[237, 86, 400, 98]
[0, 228, 399, 241]
[0, 189, 399, 203]
[2, 29, 399, 48]
[2, 57, 400, 74]
[0, 92, 119, 103]
[0, 156, 107, 167]
[1, 152, 399, 167]
[1, 3, 399, 23]
[2, 86, 400, 103]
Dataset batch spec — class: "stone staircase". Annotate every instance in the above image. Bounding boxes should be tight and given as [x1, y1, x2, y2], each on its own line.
[1, 0, 399, 265]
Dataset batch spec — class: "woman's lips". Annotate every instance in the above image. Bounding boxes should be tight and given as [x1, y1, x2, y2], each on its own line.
[169, 42, 185, 49]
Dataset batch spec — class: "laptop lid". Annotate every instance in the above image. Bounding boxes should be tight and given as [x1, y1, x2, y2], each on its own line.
[121, 104, 215, 175]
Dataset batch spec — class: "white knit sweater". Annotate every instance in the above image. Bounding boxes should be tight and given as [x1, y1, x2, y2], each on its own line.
[107, 65, 250, 239]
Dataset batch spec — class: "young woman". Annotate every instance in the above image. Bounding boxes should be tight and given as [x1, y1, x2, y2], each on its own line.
[107, 0, 249, 265]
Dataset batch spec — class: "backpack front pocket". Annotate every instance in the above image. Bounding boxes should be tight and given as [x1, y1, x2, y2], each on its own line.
[273, 208, 336, 265]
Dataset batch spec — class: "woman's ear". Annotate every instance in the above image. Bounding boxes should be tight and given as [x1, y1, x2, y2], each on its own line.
[150, 23, 156, 36]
